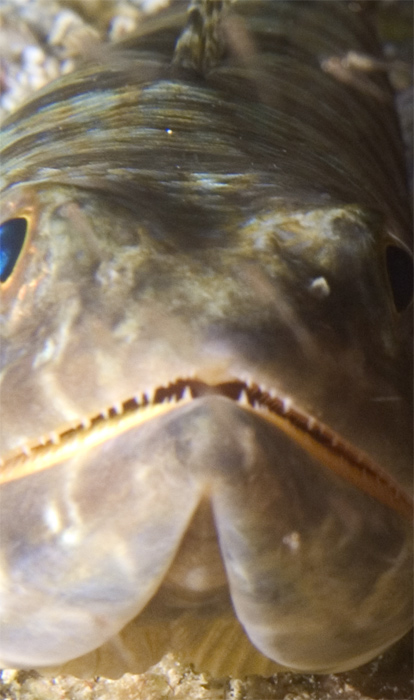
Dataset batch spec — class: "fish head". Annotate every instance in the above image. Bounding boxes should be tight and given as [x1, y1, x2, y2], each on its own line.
[0, 0, 413, 675]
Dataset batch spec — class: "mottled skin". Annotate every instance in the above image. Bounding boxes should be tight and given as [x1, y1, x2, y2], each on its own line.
[0, 0, 412, 677]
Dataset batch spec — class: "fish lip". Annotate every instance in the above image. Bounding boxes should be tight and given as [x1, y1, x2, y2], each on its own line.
[1, 376, 412, 521]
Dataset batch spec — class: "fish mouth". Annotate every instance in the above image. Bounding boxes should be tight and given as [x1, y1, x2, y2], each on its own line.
[0, 377, 412, 520]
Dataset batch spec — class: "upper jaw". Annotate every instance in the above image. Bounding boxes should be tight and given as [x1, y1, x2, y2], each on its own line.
[1, 368, 412, 521]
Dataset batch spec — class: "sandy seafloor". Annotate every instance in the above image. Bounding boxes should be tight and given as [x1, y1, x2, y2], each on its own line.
[0, 1, 413, 698]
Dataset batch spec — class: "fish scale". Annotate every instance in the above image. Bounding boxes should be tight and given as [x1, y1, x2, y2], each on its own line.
[0, 0, 412, 679]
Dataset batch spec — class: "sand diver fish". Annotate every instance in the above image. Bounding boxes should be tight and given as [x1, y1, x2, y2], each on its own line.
[0, 0, 412, 678]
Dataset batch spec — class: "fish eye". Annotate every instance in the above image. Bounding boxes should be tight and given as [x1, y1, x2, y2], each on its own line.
[385, 244, 413, 312]
[0, 218, 28, 283]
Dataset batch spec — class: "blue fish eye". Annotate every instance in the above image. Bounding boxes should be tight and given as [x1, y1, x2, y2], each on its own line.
[0, 218, 28, 283]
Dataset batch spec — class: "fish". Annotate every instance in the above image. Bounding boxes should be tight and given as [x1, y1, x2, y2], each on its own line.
[0, 0, 412, 679]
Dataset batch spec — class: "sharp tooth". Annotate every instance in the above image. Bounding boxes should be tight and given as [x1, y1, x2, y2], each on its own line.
[101, 408, 109, 419]
[113, 403, 123, 415]
[81, 417, 91, 429]
[306, 416, 316, 431]
[238, 389, 250, 406]
[239, 373, 252, 387]
[22, 444, 31, 457]
[49, 432, 59, 445]
[181, 386, 192, 402]
[281, 398, 291, 414]
[145, 388, 157, 404]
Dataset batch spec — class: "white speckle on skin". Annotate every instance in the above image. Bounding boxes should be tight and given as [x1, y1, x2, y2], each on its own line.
[183, 566, 215, 591]
[60, 528, 81, 546]
[308, 276, 330, 298]
[44, 504, 63, 534]
[282, 531, 301, 552]
[109, 9, 141, 41]
[22, 45, 46, 67]
[33, 338, 57, 368]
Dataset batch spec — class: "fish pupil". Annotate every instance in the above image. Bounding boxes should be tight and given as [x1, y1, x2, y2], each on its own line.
[385, 245, 414, 312]
[0, 218, 27, 283]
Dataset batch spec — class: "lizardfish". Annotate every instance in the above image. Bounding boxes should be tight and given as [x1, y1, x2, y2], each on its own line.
[0, 0, 412, 677]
